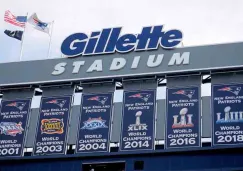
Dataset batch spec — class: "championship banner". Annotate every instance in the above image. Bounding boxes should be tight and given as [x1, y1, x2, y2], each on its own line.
[212, 83, 243, 146]
[33, 95, 72, 156]
[166, 87, 201, 149]
[120, 90, 156, 151]
[76, 93, 113, 153]
[0, 99, 31, 157]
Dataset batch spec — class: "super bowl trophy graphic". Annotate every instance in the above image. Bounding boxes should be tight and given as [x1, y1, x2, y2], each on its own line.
[180, 108, 188, 125]
[135, 111, 142, 125]
[224, 106, 230, 121]
[217, 106, 233, 122]
[172, 108, 194, 128]
[127, 111, 147, 131]
[216, 106, 243, 123]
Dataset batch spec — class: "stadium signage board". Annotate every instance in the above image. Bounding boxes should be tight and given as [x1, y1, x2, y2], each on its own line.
[52, 52, 190, 76]
[0, 42, 242, 86]
[60, 25, 183, 57]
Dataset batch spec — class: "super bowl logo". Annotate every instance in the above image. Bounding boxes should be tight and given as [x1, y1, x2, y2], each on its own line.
[6, 102, 26, 111]
[45, 99, 66, 108]
[172, 108, 194, 128]
[128, 111, 148, 131]
[172, 90, 195, 99]
[218, 86, 241, 96]
[216, 106, 243, 124]
[87, 96, 108, 105]
[81, 117, 108, 130]
[0, 122, 24, 136]
[41, 118, 64, 134]
[129, 93, 151, 102]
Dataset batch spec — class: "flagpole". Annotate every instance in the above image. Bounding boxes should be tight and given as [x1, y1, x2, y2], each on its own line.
[181, 41, 184, 47]
[47, 20, 54, 58]
[19, 12, 28, 61]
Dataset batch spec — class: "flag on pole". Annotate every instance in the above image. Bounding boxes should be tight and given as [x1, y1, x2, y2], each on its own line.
[4, 30, 23, 41]
[28, 13, 52, 34]
[4, 10, 27, 28]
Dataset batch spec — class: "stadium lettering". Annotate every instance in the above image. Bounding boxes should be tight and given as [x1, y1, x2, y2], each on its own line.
[52, 52, 190, 75]
[61, 25, 183, 57]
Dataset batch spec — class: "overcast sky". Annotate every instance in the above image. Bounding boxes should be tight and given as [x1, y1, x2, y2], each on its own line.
[1, 0, 243, 63]
[0, 0, 243, 103]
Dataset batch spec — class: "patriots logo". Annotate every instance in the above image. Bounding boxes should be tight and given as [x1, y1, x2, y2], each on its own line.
[6, 102, 26, 111]
[218, 86, 241, 96]
[87, 96, 108, 105]
[33, 18, 48, 30]
[46, 99, 66, 108]
[173, 90, 195, 99]
[129, 93, 151, 102]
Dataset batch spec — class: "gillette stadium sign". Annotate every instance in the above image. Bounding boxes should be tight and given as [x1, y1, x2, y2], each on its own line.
[0, 25, 243, 86]
[61, 25, 183, 57]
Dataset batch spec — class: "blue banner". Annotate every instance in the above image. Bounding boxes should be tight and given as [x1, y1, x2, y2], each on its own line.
[33, 95, 72, 156]
[166, 87, 201, 149]
[120, 90, 156, 151]
[76, 93, 113, 153]
[0, 99, 31, 157]
[212, 83, 243, 146]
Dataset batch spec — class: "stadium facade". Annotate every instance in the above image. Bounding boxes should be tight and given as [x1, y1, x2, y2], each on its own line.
[0, 25, 243, 171]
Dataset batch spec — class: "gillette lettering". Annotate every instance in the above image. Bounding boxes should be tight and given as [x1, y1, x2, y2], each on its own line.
[61, 25, 183, 57]
[216, 106, 243, 123]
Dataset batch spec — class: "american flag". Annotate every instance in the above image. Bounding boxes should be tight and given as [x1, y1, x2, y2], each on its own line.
[32, 17, 48, 29]
[4, 10, 27, 28]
